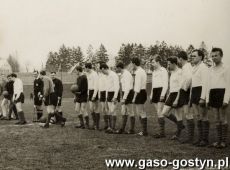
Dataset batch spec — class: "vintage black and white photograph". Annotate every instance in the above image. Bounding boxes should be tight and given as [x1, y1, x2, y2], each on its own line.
[0, 0, 229, 169]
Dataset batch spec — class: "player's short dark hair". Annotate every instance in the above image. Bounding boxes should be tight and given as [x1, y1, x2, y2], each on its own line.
[76, 66, 83, 72]
[154, 54, 162, 63]
[178, 51, 188, 60]
[132, 57, 141, 66]
[51, 71, 56, 74]
[40, 70, 46, 75]
[167, 56, 178, 65]
[7, 74, 12, 78]
[100, 63, 109, 70]
[211, 47, 223, 57]
[116, 62, 124, 69]
[11, 73, 17, 78]
[192, 49, 204, 60]
[85, 63, 92, 69]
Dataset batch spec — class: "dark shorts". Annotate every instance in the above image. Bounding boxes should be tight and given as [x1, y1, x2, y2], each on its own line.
[208, 88, 225, 108]
[165, 92, 178, 107]
[15, 93, 25, 104]
[177, 89, 190, 107]
[107, 92, 115, 102]
[151, 87, 166, 103]
[44, 93, 58, 106]
[100, 91, 106, 102]
[135, 89, 147, 104]
[75, 93, 88, 103]
[88, 90, 98, 101]
[122, 90, 134, 105]
[34, 95, 43, 106]
[190, 86, 202, 106]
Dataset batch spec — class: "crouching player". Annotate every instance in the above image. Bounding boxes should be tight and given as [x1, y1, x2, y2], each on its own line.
[11, 73, 27, 124]
[115, 62, 135, 134]
[40, 71, 66, 128]
[74, 66, 89, 129]
[207, 48, 229, 148]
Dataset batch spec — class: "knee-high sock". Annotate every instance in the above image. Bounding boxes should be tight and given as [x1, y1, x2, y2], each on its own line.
[121, 115, 128, 131]
[197, 120, 203, 142]
[202, 121, 209, 143]
[130, 116, 135, 131]
[186, 119, 195, 140]
[95, 113, 100, 129]
[222, 124, 228, 143]
[78, 115, 84, 126]
[158, 117, 165, 135]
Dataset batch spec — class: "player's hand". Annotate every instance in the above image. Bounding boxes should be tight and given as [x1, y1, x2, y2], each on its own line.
[160, 96, 165, 102]
[74, 98, 77, 103]
[172, 103, 177, 108]
[112, 98, 117, 103]
[222, 102, 228, 109]
[199, 99, 206, 107]
[149, 98, 152, 104]
[132, 99, 135, 104]
[121, 99, 125, 105]
[58, 97, 61, 100]
[42, 97, 45, 102]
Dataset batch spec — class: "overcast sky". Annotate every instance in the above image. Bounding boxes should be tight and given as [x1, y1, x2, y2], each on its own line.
[0, 0, 229, 71]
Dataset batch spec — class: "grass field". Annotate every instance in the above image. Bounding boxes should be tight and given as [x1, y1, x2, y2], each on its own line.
[0, 98, 229, 170]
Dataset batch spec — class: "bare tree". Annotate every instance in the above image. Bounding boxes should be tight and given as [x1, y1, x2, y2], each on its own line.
[7, 54, 20, 72]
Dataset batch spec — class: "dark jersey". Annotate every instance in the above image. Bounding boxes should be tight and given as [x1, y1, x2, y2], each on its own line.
[5, 81, 14, 98]
[76, 75, 88, 95]
[34, 78, 44, 97]
[53, 78, 63, 98]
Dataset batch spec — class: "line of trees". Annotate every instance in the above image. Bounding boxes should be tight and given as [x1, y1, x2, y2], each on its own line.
[44, 41, 212, 72]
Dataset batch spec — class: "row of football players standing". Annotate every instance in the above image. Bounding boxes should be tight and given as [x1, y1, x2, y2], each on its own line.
[73, 47, 229, 149]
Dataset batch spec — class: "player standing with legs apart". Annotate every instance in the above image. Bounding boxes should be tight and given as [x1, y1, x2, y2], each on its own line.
[74, 66, 89, 129]
[170, 51, 193, 140]
[159, 57, 183, 137]
[40, 71, 66, 128]
[51, 72, 64, 124]
[85, 63, 100, 130]
[131, 57, 148, 136]
[190, 49, 209, 147]
[207, 48, 229, 148]
[149, 55, 169, 138]
[100, 63, 119, 133]
[4, 75, 18, 120]
[115, 62, 135, 134]
[33, 70, 44, 122]
[11, 73, 27, 125]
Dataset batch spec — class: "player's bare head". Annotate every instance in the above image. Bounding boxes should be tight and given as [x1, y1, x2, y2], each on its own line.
[167, 56, 178, 71]
[191, 49, 204, 65]
[40, 70, 46, 78]
[76, 66, 83, 75]
[132, 57, 141, 67]
[116, 62, 124, 73]
[151, 54, 162, 68]
[10, 73, 17, 81]
[33, 70, 39, 78]
[85, 63, 92, 72]
[211, 47, 223, 65]
[50, 71, 56, 79]
[100, 63, 109, 75]
[7, 74, 12, 81]
[177, 51, 188, 66]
